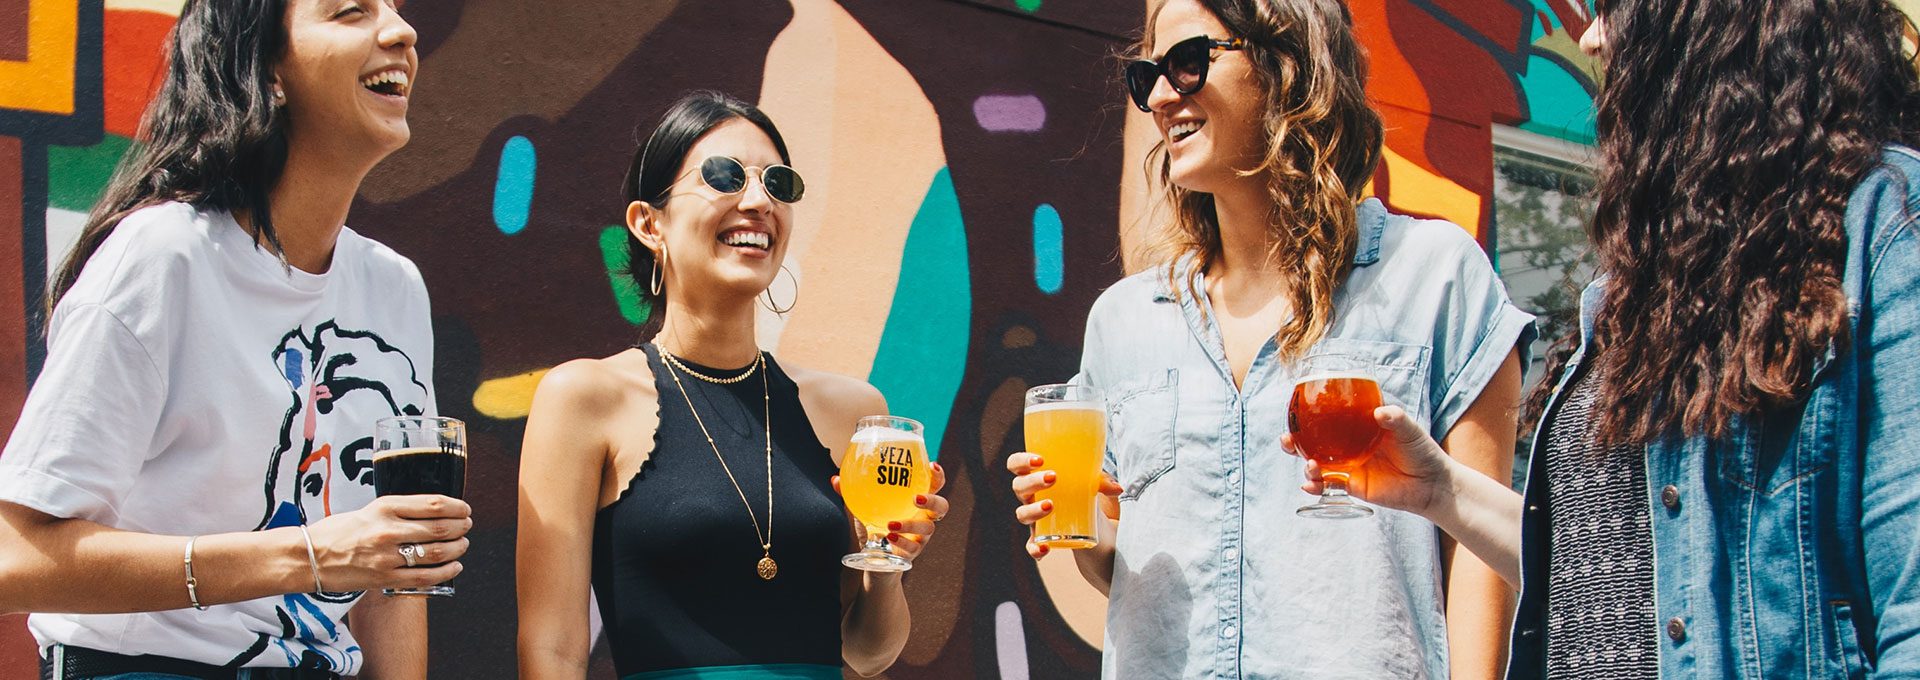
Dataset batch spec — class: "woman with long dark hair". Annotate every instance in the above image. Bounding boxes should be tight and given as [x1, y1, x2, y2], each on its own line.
[1290, 1, 1920, 676]
[516, 91, 945, 680]
[1005, 0, 1536, 676]
[0, 1, 467, 678]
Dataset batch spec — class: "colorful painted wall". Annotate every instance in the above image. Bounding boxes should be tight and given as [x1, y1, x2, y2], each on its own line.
[0, 0, 1607, 676]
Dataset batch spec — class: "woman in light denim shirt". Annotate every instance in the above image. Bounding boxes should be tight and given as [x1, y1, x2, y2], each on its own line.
[1005, 0, 1536, 677]
[1291, 1, 1920, 678]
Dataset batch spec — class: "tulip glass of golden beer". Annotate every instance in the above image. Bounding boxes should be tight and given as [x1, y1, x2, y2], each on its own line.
[373, 416, 468, 595]
[1025, 384, 1106, 549]
[839, 415, 931, 572]
[1289, 363, 1384, 519]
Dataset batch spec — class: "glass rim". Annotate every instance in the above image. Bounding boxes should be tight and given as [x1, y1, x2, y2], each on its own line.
[854, 414, 923, 435]
[375, 415, 466, 432]
[1291, 371, 1379, 385]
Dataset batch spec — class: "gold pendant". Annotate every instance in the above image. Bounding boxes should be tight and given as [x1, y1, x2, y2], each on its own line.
[757, 556, 778, 580]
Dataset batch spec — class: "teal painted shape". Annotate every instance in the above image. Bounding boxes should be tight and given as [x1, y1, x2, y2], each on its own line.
[1517, 55, 1597, 145]
[599, 226, 651, 325]
[1016, 0, 1042, 11]
[867, 168, 971, 462]
[1033, 203, 1063, 294]
[47, 134, 133, 213]
[493, 136, 536, 235]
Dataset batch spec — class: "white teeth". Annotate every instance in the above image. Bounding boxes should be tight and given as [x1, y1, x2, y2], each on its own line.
[722, 231, 771, 249]
[360, 69, 410, 95]
[1170, 121, 1204, 139]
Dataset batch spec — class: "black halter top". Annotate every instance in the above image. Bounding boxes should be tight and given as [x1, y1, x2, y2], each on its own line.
[590, 344, 850, 676]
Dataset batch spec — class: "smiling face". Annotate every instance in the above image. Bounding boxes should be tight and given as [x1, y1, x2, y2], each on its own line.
[1145, 0, 1269, 195]
[633, 117, 794, 305]
[276, 0, 419, 166]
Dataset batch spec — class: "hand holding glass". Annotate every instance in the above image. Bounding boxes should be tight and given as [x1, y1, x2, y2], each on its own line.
[372, 416, 468, 595]
[839, 416, 930, 572]
[1289, 366, 1383, 519]
[1024, 384, 1106, 549]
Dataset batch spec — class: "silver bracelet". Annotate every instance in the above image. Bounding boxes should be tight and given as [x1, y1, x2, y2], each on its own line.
[183, 536, 208, 611]
[297, 524, 325, 594]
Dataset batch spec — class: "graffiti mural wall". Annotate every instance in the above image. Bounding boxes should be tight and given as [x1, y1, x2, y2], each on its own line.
[0, 0, 1611, 676]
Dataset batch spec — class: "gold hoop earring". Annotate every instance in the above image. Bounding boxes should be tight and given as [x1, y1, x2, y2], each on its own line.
[760, 265, 797, 315]
[649, 246, 665, 297]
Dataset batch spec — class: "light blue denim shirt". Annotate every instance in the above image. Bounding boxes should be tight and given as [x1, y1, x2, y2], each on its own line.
[1510, 146, 1920, 678]
[1078, 198, 1536, 679]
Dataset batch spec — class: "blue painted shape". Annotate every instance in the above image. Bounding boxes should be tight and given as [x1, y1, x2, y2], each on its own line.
[867, 168, 971, 462]
[493, 136, 537, 235]
[1517, 55, 1597, 144]
[1033, 204, 1063, 294]
[283, 350, 305, 388]
[266, 501, 303, 529]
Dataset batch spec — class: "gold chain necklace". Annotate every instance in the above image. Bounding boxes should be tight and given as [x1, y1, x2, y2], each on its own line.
[658, 346, 778, 580]
[661, 349, 761, 384]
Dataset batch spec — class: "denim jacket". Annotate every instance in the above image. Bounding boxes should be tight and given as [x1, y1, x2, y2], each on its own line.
[1080, 198, 1536, 679]
[1509, 146, 1920, 678]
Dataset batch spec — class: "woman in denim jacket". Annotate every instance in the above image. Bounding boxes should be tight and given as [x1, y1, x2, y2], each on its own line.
[1289, 0, 1920, 677]
[1006, 0, 1536, 677]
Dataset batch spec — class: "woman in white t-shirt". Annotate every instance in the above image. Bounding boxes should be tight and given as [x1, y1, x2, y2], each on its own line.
[0, 1, 467, 678]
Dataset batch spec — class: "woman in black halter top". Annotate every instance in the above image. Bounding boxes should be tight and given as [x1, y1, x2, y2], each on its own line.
[516, 92, 949, 680]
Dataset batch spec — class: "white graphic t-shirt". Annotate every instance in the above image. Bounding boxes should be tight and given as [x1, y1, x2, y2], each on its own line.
[0, 202, 437, 673]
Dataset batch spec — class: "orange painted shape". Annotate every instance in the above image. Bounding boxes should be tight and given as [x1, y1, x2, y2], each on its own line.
[103, 9, 176, 137]
[0, 0, 79, 115]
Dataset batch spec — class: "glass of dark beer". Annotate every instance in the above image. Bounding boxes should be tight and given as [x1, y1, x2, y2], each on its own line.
[1288, 360, 1384, 519]
[373, 416, 467, 596]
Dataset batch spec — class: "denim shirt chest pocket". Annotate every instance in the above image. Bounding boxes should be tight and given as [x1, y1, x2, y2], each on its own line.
[1107, 368, 1178, 501]
[1712, 338, 1846, 495]
[1300, 338, 1434, 423]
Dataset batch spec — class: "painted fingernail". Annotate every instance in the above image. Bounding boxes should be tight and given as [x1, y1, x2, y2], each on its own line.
[1044, 471, 1057, 484]
[888, 521, 902, 531]
[888, 532, 901, 542]
[1041, 500, 1053, 512]
[915, 495, 928, 506]
[1038, 545, 1050, 556]
[934, 462, 944, 473]
[1033, 456, 1045, 467]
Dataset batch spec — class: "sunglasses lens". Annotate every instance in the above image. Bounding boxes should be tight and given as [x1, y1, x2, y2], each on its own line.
[701, 156, 747, 194]
[764, 166, 805, 203]
[1166, 39, 1210, 93]
[1124, 61, 1158, 110]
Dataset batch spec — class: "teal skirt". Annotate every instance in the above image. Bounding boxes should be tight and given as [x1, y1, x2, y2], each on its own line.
[620, 664, 843, 680]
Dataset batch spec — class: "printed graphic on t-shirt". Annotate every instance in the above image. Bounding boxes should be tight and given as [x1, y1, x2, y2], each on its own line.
[227, 320, 430, 670]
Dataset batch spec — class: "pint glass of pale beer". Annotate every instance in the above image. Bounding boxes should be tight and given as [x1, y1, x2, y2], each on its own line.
[839, 416, 931, 572]
[373, 416, 468, 595]
[1025, 384, 1106, 549]
[1288, 362, 1383, 519]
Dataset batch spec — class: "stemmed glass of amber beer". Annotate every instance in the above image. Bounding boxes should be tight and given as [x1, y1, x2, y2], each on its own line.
[1289, 360, 1384, 519]
[1024, 384, 1106, 549]
[839, 416, 931, 572]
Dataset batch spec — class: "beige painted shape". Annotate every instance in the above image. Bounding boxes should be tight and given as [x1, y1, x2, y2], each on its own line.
[753, 0, 945, 379]
[360, 0, 680, 203]
[1117, 0, 1169, 276]
[1037, 547, 1109, 649]
[103, 0, 184, 15]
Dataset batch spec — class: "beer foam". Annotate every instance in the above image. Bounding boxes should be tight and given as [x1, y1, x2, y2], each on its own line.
[373, 445, 467, 460]
[1025, 401, 1103, 413]
[851, 425, 923, 444]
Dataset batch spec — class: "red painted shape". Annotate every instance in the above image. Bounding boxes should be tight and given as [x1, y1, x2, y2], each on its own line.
[0, 614, 37, 677]
[103, 10, 179, 138]
[0, 136, 24, 452]
[0, 0, 26, 62]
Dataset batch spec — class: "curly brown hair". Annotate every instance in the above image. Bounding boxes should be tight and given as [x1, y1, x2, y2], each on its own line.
[1140, 0, 1384, 361]
[1578, 0, 1920, 444]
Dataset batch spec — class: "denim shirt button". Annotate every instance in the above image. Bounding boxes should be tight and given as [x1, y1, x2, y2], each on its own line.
[1661, 485, 1681, 510]
[1221, 625, 1239, 639]
[1666, 617, 1686, 642]
[1223, 546, 1239, 561]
